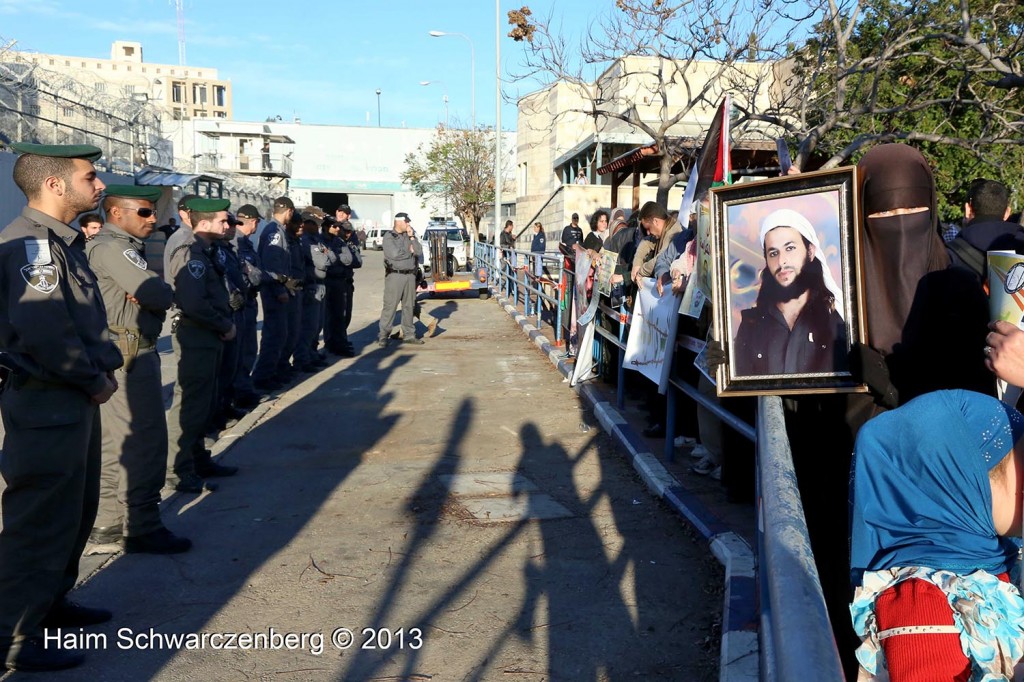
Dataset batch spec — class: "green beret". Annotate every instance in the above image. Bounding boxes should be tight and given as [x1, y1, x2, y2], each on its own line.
[104, 185, 162, 203]
[183, 197, 230, 212]
[10, 142, 103, 163]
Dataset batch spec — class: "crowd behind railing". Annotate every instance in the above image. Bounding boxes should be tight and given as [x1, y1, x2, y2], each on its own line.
[476, 148, 1024, 681]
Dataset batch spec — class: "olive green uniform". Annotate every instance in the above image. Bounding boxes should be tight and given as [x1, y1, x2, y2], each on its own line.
[165, 233, 233, 485]
[0, 207, 123, 644]
[86, 224, 173, 536]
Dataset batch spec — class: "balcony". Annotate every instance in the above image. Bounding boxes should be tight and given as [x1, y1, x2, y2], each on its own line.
[197, 151, 292, 178]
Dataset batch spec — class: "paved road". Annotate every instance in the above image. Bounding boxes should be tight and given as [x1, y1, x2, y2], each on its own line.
[3, 251, 721, 681]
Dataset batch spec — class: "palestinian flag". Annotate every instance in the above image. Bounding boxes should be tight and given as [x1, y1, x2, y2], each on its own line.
[678, 94, 731, 219]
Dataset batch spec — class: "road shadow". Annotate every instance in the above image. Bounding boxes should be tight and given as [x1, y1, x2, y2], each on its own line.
[30, 320, 411, 681]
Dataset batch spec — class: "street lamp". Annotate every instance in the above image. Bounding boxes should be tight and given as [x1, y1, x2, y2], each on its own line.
[375, 88, 381, 127]
[419, 81, 449, 128]
[428, 30, 475, 130]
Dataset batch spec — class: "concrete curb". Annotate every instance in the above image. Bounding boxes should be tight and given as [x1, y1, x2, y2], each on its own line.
[496, 292, 758, 682]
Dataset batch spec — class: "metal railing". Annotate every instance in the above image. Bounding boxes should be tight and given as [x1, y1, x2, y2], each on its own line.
[476, 250, 844, 680]
[756, 396, 844, 681]
[476, 242, 565, 344]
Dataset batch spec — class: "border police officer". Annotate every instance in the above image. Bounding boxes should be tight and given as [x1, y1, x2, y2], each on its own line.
[295, 209, 334, 371]
[231, 204, 266, 406]
[252, 196, 298, 390]
[165, 198, 238, 493]
[86, 185, 191, 555]
[0, 143, 121, 672]
[378, 212, 424, 347]
[210, 215, 249, 430]
[324, 205, 361, 356]
[281, 212, 306, 374]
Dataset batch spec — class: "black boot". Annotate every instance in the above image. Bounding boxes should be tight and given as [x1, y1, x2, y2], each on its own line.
[4, 637, 85, 672]
[125, 527, 192, 554]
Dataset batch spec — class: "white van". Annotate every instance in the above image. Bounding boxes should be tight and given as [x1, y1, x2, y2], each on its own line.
[365, 226, 385, 250]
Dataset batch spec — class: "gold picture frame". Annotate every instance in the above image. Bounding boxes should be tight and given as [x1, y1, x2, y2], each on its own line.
[710, 167, 867, 396]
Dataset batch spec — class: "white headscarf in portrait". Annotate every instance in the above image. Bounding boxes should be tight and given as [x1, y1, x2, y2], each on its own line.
[758, 208, 845, 319]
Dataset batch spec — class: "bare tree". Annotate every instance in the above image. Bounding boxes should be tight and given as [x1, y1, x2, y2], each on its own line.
[508, 1, 793, 206]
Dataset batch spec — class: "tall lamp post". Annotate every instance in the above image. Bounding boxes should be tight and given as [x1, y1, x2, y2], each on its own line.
[428, 30, 475, 131]
[419, 81, 449, 128]
[375, 88, 381, 127]
[493, 1, 501, 248]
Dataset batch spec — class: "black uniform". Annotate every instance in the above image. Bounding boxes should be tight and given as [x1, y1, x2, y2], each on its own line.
[232, 231, 266, 399]
[282, 229, 305, 372]
[295, 231, 334, 369]
[165, 233, 234, 488]
[324, 227, 361, 354]
[212, 240, 247, 419]
[0, 207, 122, 649]
[252, 221, 290, 386]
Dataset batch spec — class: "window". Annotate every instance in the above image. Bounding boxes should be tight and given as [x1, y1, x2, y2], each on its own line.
[172, 108, 184, 121]
[192, 84, 207, 105]
[194, 109, 208, 118]
[27, 104, 39, 114]
[122, 84, 135, 96]
[171, 81, 184, 104]
[213, 85, 226, 107]
[64, 60, 69, 66]
[94, 82, 106, 93]
[62, 107, 74, 117]
[214, 111, 226, 118]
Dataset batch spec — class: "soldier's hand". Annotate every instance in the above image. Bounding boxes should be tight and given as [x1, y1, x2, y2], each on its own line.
[284, 277, 303, 294]
[277, 293, 289, 304]
[125, 292, 140, 305]
[91, 375, 117, 405]
[220, 324, 237, 342]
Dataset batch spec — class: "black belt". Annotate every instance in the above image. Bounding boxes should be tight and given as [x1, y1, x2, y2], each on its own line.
[388, 268, 415, 275]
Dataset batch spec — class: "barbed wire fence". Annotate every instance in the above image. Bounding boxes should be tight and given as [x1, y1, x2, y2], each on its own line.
[0, 35, 279, 202]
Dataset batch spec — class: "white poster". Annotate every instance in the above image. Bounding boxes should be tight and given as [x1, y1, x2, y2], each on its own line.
[570, 318, 597, 387]
[624, 278, 682, 393]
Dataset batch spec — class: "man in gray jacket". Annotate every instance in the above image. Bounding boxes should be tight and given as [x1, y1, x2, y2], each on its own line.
[378, 213, 423, 347]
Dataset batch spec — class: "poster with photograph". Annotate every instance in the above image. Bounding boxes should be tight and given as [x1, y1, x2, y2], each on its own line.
[710, 167, 867, 396]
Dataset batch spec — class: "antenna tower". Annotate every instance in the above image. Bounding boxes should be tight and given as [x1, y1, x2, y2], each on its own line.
[176, 0, 186, 65]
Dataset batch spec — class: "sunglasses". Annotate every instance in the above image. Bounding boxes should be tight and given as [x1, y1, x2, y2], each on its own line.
[127, 207, 156, 218]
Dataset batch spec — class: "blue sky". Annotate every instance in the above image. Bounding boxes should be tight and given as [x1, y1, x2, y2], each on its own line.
[0, 0, 607, 131]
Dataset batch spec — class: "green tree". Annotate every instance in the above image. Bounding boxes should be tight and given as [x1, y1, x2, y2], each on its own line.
[732, 0, 1024, 214]
[402, 125, 500, 250]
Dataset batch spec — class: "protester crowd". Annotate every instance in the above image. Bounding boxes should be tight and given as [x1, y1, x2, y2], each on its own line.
[502, 143, 1024, 681]
[0, 142, 368, 672]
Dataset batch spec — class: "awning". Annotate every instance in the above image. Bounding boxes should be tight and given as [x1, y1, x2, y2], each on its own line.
[596, 144, 660, 175]
[134, 170, 222, 187]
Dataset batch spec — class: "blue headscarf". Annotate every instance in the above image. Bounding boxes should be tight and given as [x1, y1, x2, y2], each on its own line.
[850, 390, 1024, 585]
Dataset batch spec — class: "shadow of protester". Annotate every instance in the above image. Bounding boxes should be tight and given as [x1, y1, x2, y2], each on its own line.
[507, 423, 639, 681]
[35, 338, 412, 681]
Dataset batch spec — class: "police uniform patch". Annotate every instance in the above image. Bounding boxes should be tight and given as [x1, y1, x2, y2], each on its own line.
[25, 238, 52, 265]
[187, 260, 206, 279]
[123, 249, 148, 270]
[270, 232, 281, 246]
[216, 248, 227, 266]
[21, 263, 59, 294]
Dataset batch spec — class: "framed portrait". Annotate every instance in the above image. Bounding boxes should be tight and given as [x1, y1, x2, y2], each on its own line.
[710, 167, 867, 396]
